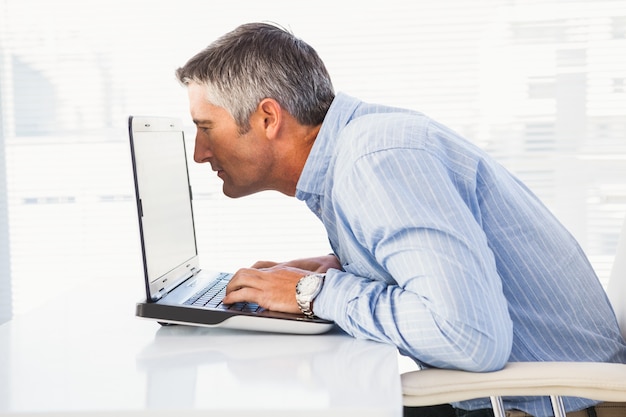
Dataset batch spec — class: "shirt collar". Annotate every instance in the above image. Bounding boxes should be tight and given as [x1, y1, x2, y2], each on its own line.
[296, 93, 361, 200]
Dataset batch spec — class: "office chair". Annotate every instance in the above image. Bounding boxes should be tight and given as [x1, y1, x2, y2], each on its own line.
[401, 216, 626, 417]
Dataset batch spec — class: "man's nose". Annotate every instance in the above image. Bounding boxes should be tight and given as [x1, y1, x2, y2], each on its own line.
[193, 134, 211, 163]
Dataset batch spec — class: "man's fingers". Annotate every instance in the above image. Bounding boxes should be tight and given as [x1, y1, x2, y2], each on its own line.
[223, 286, 258, 305]
[224, 268, 275, 303]
[226, 268, 262, 292]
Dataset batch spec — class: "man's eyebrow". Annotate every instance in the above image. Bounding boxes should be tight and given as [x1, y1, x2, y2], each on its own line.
[192, 119, 213, 126]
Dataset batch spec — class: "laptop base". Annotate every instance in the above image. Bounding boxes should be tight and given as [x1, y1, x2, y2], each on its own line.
[136, 301, 335, 335]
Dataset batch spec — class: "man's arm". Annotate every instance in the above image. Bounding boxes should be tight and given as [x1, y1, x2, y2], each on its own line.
[249, 255, 342, 273]
[312, 146, 513, 372]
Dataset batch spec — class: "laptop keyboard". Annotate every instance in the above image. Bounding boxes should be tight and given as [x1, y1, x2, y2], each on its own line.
[183, 272, 262, 313]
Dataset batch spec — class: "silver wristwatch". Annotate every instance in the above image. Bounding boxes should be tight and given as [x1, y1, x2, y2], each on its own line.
[295, 273, 325, 317]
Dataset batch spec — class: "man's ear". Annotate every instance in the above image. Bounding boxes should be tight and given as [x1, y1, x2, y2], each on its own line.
[255, 98, 282, 139]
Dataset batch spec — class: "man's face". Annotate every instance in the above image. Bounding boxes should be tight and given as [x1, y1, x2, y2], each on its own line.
[187, 83, 273, 198]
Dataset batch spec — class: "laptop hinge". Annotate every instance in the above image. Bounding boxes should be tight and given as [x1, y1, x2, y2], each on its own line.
[152, 288, 166, 301]
[152, 267, 199, 301]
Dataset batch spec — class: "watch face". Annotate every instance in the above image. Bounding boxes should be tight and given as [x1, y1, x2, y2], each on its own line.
[298, 276, 318, 294]
[297, 274, 323, 298]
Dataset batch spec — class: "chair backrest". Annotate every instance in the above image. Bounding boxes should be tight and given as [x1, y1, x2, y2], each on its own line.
[607, 216, 626, 340]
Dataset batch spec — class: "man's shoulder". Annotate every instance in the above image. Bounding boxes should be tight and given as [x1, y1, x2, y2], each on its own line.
[336, 110, 432, 158]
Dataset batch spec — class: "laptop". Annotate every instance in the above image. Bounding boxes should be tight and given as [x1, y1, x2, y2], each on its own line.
[128, 115, 334, 334]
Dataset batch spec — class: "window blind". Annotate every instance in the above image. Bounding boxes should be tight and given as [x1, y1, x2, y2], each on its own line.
[1, 0, 625, 317]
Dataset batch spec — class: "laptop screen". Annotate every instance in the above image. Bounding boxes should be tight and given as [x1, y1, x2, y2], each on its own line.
[129, 117, 198, 295]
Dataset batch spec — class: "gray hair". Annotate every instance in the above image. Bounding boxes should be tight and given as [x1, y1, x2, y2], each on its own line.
[176, 22, 335, 132]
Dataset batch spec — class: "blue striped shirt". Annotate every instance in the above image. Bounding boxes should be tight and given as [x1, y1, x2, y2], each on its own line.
[296, 93, 626, 416]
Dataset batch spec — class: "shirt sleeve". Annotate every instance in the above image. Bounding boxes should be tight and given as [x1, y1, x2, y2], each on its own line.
[314, 144, 513, 372]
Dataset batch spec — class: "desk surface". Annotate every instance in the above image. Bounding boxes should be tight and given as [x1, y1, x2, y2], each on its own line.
[0, 279, 402, 416]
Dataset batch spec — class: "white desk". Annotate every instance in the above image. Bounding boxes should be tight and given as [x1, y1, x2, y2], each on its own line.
[0, 279, 403, 416]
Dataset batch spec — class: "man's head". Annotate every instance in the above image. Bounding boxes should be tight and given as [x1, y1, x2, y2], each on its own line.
[176, 23, 334, 198]
[176, 22, 335, 133]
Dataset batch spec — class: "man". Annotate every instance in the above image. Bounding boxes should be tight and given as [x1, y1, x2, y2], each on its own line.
[175, 22, 626, 417]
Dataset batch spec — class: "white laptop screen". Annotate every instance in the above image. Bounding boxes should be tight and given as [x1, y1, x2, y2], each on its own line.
[131, 120, 197, 286]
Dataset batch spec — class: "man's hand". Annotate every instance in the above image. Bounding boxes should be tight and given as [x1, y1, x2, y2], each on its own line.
[223, 265, 308, 313]
[222, 255, 341, 313]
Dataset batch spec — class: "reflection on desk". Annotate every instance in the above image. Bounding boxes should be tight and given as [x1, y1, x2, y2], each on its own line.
[0, 282, 402, 416]
[138, 326, 401, 412]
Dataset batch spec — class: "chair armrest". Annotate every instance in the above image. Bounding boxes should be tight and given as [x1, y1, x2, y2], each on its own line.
[402, 361, 626, 406]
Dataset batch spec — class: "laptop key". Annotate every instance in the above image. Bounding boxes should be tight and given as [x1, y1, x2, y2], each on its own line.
[184, 277, 229, 306]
